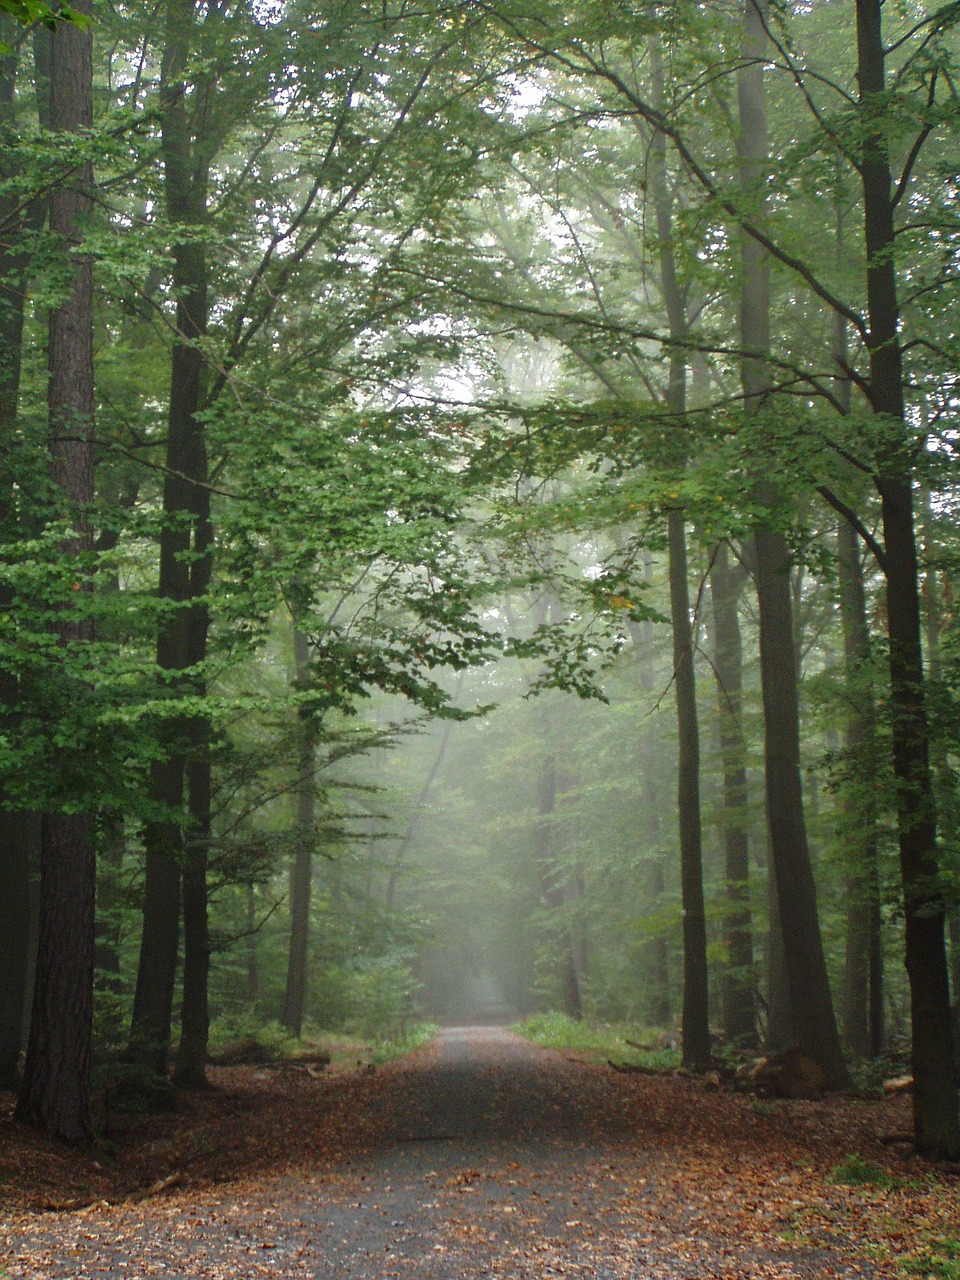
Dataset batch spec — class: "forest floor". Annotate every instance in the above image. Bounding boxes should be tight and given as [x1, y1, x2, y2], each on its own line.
[1, 1026, 959, 1279]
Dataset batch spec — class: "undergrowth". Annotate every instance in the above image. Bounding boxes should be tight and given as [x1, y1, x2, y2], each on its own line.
[370, 1021, 439, 1065]
[514, 1012, 680, 1071]
[829, 1153, 895, 1189]
[901, 1237, 960, 1280]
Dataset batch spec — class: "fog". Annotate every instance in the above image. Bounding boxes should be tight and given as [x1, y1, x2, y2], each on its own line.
[355, 590, 680, 1030]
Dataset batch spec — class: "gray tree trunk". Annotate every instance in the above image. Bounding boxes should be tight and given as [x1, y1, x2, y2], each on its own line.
[651, 39, 710, 1068]
[282, 628, 316, 1038]
[738, 0, 848, 1088]
[837, 518, 883, 1058]
[709, 544, 756, 1046]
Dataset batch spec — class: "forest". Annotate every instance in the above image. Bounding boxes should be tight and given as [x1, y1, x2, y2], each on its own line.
[1, 0, 959, 1177]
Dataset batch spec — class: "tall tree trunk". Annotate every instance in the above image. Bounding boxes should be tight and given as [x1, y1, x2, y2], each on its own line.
[631, 600, 670, 1025]
[837, 518, 883, 1058]
[765, 864, 795, 1051]
[739, 0, 848, 1088]
[668, 507, 710, 1068]
[651, 40, 710, 1068]
[855, 0, 959, 1157]
[0, 19, 44, 1093]
[174, 738, 212, 1085]
[128, 0, 213, 1079]
[920, 494, 959, 1057]
[15, 0, 96, 1141]
[0, 816, 38, 1089]
[709, 543, 756, 1046]
[173, 463, 213, 1087]
[282, 628, 316, 1038]
[831, 203, 884, 1061]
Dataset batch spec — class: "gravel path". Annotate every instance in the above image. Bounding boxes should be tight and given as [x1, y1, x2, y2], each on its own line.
[4, 1027, 901, 1279]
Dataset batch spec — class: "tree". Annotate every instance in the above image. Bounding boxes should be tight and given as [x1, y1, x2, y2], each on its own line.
[468, 0, 959, 1148]
[127, 0, 217, 1081]
[15, 0, 96, 1141]
[648, 34, 710, 1071]
[708, 542, 756, 1046]
[737, 0, 849, 1090]
[851, 0, 959, 1156]
[281, 628, 318, 1039]
[0, 14, 43, 1092]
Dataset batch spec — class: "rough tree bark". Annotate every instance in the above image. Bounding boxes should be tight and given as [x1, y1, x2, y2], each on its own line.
[128, 0, 214, 1079]
[15, 0, 96, 1141]
[0, 19, 46, 1092]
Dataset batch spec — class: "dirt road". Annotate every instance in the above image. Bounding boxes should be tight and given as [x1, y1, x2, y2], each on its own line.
[2, 1027, 919, 1278]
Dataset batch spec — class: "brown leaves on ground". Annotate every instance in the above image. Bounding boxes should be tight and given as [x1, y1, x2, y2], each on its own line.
[0, 1054, 382, 1213]
[0, 1033, 957, 1280]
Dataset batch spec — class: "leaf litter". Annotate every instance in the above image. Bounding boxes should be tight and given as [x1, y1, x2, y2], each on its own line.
[1, 1027, 957, 1279]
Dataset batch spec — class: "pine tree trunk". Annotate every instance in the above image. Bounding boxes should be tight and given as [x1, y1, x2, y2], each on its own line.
[855, 0, 959, 1157]
[709, 544, 756, 1046]
[16, 0, 96, 1141]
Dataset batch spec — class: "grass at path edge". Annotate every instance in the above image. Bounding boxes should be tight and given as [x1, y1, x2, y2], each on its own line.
[513, 1011, 680, 1071]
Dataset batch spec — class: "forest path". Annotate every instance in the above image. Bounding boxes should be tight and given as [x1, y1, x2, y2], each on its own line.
[3, 1027, 917, 1278]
